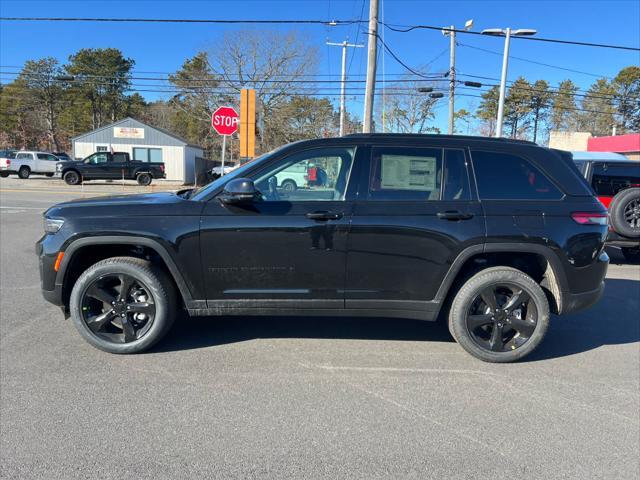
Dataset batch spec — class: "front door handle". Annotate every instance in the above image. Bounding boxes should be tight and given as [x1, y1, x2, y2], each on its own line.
[437, 210, 474, 221]
[306, 211, 344, 221]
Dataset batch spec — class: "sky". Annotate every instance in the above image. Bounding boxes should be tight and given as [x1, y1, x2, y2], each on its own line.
[1, 0, 639, 132]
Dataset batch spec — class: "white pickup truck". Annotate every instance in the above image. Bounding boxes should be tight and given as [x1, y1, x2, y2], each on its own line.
[0, 151, 60, 178]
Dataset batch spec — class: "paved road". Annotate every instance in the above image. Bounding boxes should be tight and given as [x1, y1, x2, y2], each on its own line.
[1, 182, 639, 479]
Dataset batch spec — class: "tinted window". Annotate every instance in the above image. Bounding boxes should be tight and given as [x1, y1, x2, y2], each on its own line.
[250, 147, 354, 202]
[86, 153, 109, 164]
[369, 146, 442, 201]
[443, 149, 471, 201]
[471, 150, 563, 200]
[591, 163, 640, 196]
[113, 153, 128, 163]
[573, 161, 588, 176]
[16, 153, 32, 160]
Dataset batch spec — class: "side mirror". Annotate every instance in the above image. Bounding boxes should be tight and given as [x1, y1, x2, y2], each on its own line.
[220, 178, 258, 204]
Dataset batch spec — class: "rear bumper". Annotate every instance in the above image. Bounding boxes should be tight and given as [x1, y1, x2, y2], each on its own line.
[561, 281, 605, 315]
[606, 231, 639, 248]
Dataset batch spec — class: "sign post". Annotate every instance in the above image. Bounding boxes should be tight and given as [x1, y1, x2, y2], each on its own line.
[212, 106, 239, 176]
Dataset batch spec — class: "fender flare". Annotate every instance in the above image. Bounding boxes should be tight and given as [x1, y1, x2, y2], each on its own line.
[433, 242, 569, 306]
[56, 235, 195, 305]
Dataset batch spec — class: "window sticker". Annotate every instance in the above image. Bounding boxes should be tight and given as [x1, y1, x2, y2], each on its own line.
[380, 155, 437, 191]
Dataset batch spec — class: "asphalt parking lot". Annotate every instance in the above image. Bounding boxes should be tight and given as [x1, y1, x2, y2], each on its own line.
[1, 178, 639, 480]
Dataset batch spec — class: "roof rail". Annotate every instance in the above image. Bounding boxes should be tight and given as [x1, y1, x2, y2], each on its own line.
[342, 133, 538, 145]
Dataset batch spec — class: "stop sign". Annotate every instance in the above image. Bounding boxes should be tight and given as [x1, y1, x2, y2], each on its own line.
[212, 106, 239, 136]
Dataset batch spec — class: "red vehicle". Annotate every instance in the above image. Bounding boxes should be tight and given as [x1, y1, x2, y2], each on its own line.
[573, 152, 640, 262]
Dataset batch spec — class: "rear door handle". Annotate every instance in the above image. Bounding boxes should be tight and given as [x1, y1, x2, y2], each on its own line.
[306, 211, 343, 221]
[437, 210, 474, 221]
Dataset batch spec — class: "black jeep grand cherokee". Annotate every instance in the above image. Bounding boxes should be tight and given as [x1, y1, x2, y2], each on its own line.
[37, 134, 609, 362]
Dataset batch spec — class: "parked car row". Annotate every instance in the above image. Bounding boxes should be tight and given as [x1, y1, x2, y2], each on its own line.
[0, 149, 166, 186]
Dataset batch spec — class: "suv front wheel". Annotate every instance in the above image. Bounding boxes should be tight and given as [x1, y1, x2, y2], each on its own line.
[449, 267, 550, 363]
[69, 256, 176, 354]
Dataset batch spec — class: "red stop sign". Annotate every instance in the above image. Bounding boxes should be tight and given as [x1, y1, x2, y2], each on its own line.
[212, 106, 239, 136]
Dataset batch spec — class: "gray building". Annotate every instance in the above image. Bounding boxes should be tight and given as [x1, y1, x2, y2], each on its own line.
[72, 117, 203, 183]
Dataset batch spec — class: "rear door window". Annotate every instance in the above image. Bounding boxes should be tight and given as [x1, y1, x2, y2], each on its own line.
[471, 150, 563, 200]
[16, 153, 33, 160]
[591, 163, 640, 196]
[368, 146, 442, 201]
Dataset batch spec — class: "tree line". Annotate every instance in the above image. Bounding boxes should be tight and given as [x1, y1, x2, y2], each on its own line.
[0, 29, 638, 159]
[472, 67, 639, 142]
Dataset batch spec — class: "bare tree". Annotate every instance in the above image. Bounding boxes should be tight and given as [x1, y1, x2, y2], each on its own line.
[207, 30, 319, 150]
[377, 77, 442, 133]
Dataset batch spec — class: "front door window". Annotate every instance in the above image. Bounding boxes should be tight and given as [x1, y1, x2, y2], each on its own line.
[249, 147, 355, 202]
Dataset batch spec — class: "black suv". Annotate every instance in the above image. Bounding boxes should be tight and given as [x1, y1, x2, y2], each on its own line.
[37, 134, 609, 362]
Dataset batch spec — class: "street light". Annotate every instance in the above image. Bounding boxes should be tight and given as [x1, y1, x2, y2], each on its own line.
[481, 27, 537, 137]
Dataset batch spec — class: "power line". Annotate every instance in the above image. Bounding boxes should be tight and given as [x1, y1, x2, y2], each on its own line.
[2, 16, 637, 51]
[384, 23, 640, 51]
[369, 32, 443, 80]
[457, 42, 613, 79]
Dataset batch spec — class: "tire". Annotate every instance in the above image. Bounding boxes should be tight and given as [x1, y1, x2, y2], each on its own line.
[621, 247, 640, 263]
[18, 166, 30, 179]
[0, 172, 9, 178]
[63, 170, 80, 185]
[448, 267, 550, 363]
[281, 179, 297, 193]
[137, 172, 152, 186]
[45, 173, 54, 177]
[69, 256, 177, 354]
[609, 188, 640, 239]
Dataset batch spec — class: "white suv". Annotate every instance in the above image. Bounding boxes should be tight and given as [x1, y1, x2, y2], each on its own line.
[2, 151, 60, 179]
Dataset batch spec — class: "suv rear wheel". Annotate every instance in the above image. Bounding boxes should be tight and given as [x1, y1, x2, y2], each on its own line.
[69, 256, 176, 354]
[448, 267, 550, 363]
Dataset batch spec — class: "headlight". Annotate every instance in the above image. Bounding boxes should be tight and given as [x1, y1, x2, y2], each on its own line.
[56, 164, 63, 171]
[44, 218, 64, 234]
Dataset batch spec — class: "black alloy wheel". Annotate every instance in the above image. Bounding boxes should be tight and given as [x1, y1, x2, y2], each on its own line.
[623, 197, 640, 230]
[64, 170, 80, 185]
[465, 283, 537, 353]
[448, 267, 550, 363]
[137, 172, 152, 186]
[81, 273, 156, 343]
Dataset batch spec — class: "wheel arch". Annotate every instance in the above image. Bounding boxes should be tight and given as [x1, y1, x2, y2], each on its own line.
[57, 236, 195, 310]
[435, 243, 568, 315]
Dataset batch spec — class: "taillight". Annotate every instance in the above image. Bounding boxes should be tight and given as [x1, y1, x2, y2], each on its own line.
[4, 159, 9, 166]
[571, 212, 608, 226]
[160, 165, 165, 172]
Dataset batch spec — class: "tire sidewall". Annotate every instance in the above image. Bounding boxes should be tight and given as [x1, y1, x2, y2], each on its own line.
[609, 188, 640, 238]
[18, 167, 30, 179]
[449, 267, 550, 363]
[64, 171, 80, 185]
[137, 173, 152, 186]
[281, 180, 296, 192]
[69, 259, 174, 354]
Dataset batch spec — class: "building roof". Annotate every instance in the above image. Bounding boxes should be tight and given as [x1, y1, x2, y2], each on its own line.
[587, 133, 640, 153]
[71, 117, 203, 149]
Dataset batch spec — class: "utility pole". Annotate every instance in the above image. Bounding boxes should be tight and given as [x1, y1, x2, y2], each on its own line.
[327, 40, 364, 136]
[363, 0, 379, 133]
[447, 26, 456, 134]
[442, 20, 473, 135]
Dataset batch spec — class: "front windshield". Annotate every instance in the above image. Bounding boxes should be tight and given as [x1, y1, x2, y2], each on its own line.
[190, 146, 285, 201]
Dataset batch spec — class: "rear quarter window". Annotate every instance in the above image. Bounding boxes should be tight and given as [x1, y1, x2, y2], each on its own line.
[471, 150, 563, 200]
